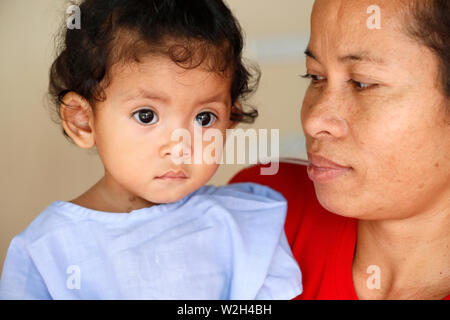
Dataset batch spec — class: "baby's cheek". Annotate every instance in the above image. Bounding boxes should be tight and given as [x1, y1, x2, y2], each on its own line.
[190, 162, 220, 184]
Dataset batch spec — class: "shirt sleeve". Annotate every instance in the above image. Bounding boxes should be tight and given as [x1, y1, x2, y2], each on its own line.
[0, 235, 52, 300]
[255, 231, 303, 300]
[214, 183, 303, 300]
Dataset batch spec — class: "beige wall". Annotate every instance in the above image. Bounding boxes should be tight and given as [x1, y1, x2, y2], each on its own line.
[0, 0, 314, 274]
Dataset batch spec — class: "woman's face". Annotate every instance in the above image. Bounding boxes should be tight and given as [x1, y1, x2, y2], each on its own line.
[301, 0, 450, 220]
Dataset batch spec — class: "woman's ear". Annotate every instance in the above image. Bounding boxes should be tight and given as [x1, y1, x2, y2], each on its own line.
[60, 92, 96, 149]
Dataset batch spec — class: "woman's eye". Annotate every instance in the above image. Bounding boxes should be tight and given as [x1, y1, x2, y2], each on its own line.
[132, 109, 159, 125]
[302, 73, 326, 83]
[351, 80, 376, 91]
[195, 112, 217, 128]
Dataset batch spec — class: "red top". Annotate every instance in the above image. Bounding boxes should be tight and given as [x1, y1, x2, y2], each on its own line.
[229, 162, 450, 300]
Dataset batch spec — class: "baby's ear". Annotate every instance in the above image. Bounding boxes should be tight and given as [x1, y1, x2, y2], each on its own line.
[60, 92, 95, 149]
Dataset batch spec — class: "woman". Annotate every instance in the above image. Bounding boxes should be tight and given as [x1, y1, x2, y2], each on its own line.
[231, 0, 449, 299]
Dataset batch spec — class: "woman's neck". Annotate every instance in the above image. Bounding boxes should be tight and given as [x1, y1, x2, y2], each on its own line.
[352, 204, 450, 300]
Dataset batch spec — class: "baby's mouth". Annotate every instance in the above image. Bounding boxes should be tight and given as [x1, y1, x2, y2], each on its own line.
[155, 170, 188, 180]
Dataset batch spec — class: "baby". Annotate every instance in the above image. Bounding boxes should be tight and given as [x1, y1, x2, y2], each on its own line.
[0, 0, 302, 299]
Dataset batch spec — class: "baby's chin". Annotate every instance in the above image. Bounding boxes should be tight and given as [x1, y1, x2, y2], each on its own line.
[139, 171, 216, 204]
[145, 185, 198, 205]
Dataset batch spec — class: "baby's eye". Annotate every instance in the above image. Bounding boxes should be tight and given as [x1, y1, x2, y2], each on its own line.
[132, 109, 159, 125]
[194, 112, 217, 128]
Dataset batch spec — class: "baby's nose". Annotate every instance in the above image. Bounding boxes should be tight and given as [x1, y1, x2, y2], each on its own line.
[159, 127, 192, 161]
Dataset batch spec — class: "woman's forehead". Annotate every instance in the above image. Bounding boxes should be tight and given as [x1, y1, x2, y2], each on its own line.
[308, 0, 415, 63]
[311, 0, 409, 36]
[312, 0, 410, 18]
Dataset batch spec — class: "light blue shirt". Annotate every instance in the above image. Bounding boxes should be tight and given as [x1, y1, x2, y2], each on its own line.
[0, 183, 302, 300]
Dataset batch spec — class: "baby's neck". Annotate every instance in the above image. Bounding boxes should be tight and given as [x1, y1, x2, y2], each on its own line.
[71, 175, 155, 213]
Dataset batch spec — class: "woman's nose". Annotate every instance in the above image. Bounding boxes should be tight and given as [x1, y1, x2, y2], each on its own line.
[301, 87, 349, 141]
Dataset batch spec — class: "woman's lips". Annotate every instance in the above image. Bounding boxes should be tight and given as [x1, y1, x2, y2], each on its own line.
[307, 153, 352, 183]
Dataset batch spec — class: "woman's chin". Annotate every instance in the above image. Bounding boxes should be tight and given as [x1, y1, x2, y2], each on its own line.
[314, 186, 368, 219]
[315, 191, 391, 221]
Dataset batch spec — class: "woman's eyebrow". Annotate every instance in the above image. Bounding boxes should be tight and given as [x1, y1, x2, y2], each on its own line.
[304, 48, 317, 60]
[304, 48, 386, 66]
[338, 52, 386, 65]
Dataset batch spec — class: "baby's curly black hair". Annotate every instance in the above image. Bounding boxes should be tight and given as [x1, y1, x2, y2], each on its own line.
[49, 0, 260, 138]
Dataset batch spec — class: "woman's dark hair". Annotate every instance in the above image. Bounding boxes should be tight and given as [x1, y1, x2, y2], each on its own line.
[49, 0, 260, 138]
[406, 0, 450, 99]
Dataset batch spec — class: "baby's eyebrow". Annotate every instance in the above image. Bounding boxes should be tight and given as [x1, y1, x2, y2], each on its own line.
[197, 92, 230, 106]
[120, 89, 230, 109]
[121, 89, 170, 103]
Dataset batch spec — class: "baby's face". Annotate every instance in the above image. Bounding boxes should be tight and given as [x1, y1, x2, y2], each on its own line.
[92, 55, 235, 204]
